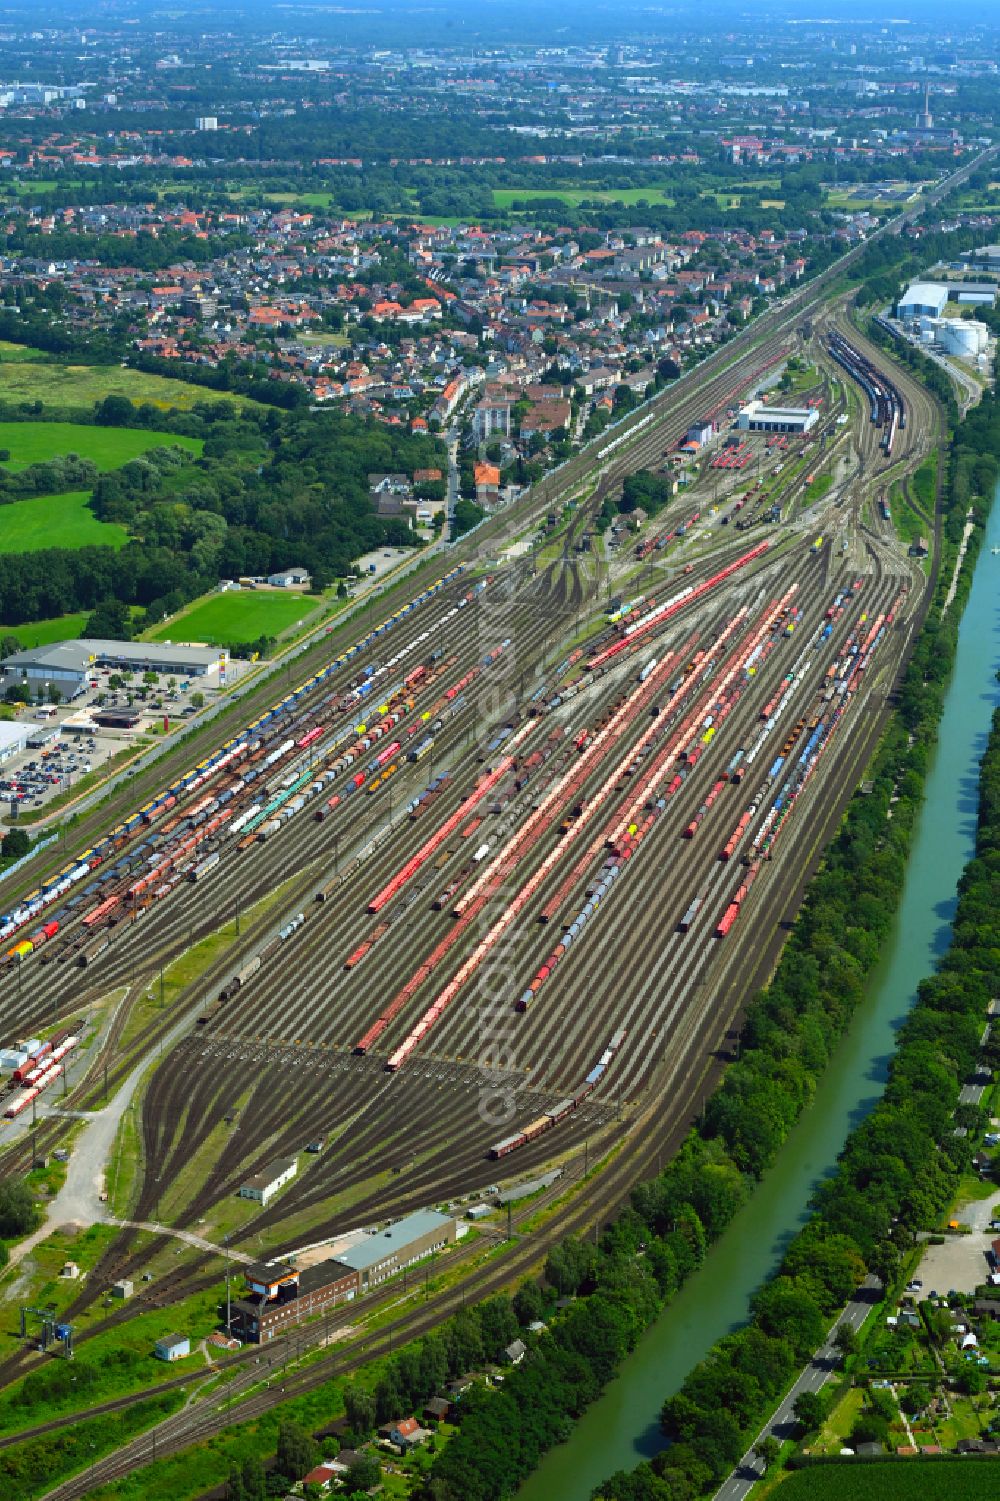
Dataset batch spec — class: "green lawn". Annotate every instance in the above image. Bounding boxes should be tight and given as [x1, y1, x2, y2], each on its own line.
[0, 491, 129, 553]
[0, 421, 203, 471]
[146, 590, 314, 648]
[0, 362, 256, 412]
[4, 612, 89, 648]
[492, 186, 676, 209]
[775, 1459, 1000, 1499]
[0, 341, 49, 363]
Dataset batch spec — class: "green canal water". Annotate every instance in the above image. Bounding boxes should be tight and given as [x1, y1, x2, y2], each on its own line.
[519, 490, 1000, 1501]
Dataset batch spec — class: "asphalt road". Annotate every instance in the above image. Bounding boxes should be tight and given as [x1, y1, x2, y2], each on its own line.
[713, 1275, 882, 1501]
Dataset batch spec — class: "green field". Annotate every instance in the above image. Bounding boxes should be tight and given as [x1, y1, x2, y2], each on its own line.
[492, 186, 676, 209]
[776, 1459, 1000, 1499]
[0, 491, 129, 553]
[0, 421, 203, 470]
[5, 612, 89, 648]
[0, 340, 49, 363]
[146, 590, 314, 648]
[0, 361, 256, 412]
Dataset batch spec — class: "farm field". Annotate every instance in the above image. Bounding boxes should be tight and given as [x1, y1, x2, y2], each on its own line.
[146, 589, 315, 648]
[0, 361, 257, 412]
[0, 490, 129, 553]
[0, 421, 203, 470]
[5, 611, 89, 648]
[775, 1459, 1000, 1499]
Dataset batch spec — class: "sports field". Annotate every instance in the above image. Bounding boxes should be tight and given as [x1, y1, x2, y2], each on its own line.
[147, 590, 314, 648]
[0, 422, 203, 471]
[0, 361, 256, 412]
[0, 491, 129, 553]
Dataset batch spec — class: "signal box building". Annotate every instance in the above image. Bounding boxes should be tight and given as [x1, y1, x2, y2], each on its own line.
[230, 1260, 358, 1344]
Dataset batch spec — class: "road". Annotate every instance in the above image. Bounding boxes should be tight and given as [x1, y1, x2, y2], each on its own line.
[713, 1275, 882, 1501]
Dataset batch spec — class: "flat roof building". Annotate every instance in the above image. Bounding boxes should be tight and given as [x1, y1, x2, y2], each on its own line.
[960, 246, 1000, 276]
[335, 1209, 457, 1290]
[0, 640, 228, 702]
[896, 282, 949, 320]
[238, 1157, 297, 1207]
[0, 723, 29, 765]
[736, 401, 819, 435]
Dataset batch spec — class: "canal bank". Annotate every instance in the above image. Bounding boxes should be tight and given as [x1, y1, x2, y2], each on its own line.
[518, 483, 1000, 1501]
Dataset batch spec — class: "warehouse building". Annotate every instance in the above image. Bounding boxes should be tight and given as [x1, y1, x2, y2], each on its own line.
[0, 723, 30, 766]
[896, 282, 949, 320]
[736, 400, 819, 435]
[336, 1209, 457, 1291]
[0, 640, 228, 702]
[238, 1157, 297, 1207]
[959, 246, 1000, 276]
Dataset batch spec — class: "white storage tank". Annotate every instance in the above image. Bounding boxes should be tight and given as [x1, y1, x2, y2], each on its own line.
[940, 319, 988, 358]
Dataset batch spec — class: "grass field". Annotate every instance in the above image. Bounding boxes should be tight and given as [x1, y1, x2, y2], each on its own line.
[0, 341, 49, 362]
[4, 612, 89, 648]
[0, 491, 129, 553]
[492, 186, 676, 209]
[0, 421, 203, 471]
[0, 362, 256, 412]
[146, 590, 313, 647]
[775, 1459, 1000, 1499]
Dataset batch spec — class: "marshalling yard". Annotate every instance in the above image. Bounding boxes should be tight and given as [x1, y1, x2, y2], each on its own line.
[0, 291, 953, 1491]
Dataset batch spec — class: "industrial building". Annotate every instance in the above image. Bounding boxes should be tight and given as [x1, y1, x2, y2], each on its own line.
[238, 1157, 297, 1207]
[0, 640, 228, 703]
[896, 282, 949, 320]
[736, 400, 819, 435]
[229, 1210, 458, 1343]
[959, 246, 1000, 276]
[335, 1208, 457, 1291]
[154, 1333, 190, 1362]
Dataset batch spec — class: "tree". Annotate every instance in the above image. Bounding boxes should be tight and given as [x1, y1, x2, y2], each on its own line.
[190, 691, 205, 709]
[85, 598, 133, 641]
[0, 1180, 39, 1238]
[513, 1281, 545, 1326]
[833, 1323, 860, 1359]
[344, 1453, 381, 1493]
[95, 394, 136, 426]
[792, 1390, 827, 1431]
[754, 1436, 780, 1472]
[343, 1383, 377, 1436]
[1, 829, 30, 861]
[275, 1419, 318, 1482]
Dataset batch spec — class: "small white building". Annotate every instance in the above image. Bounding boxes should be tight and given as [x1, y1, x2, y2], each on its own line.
[239, 1157, 297, 1206]
[154, 1333, 191, 1362]
[267, 568, 311, 589]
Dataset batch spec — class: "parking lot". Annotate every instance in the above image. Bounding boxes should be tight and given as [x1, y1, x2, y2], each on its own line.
[0, 662, 242, 821]
[913, 1188, 1000, 1297]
